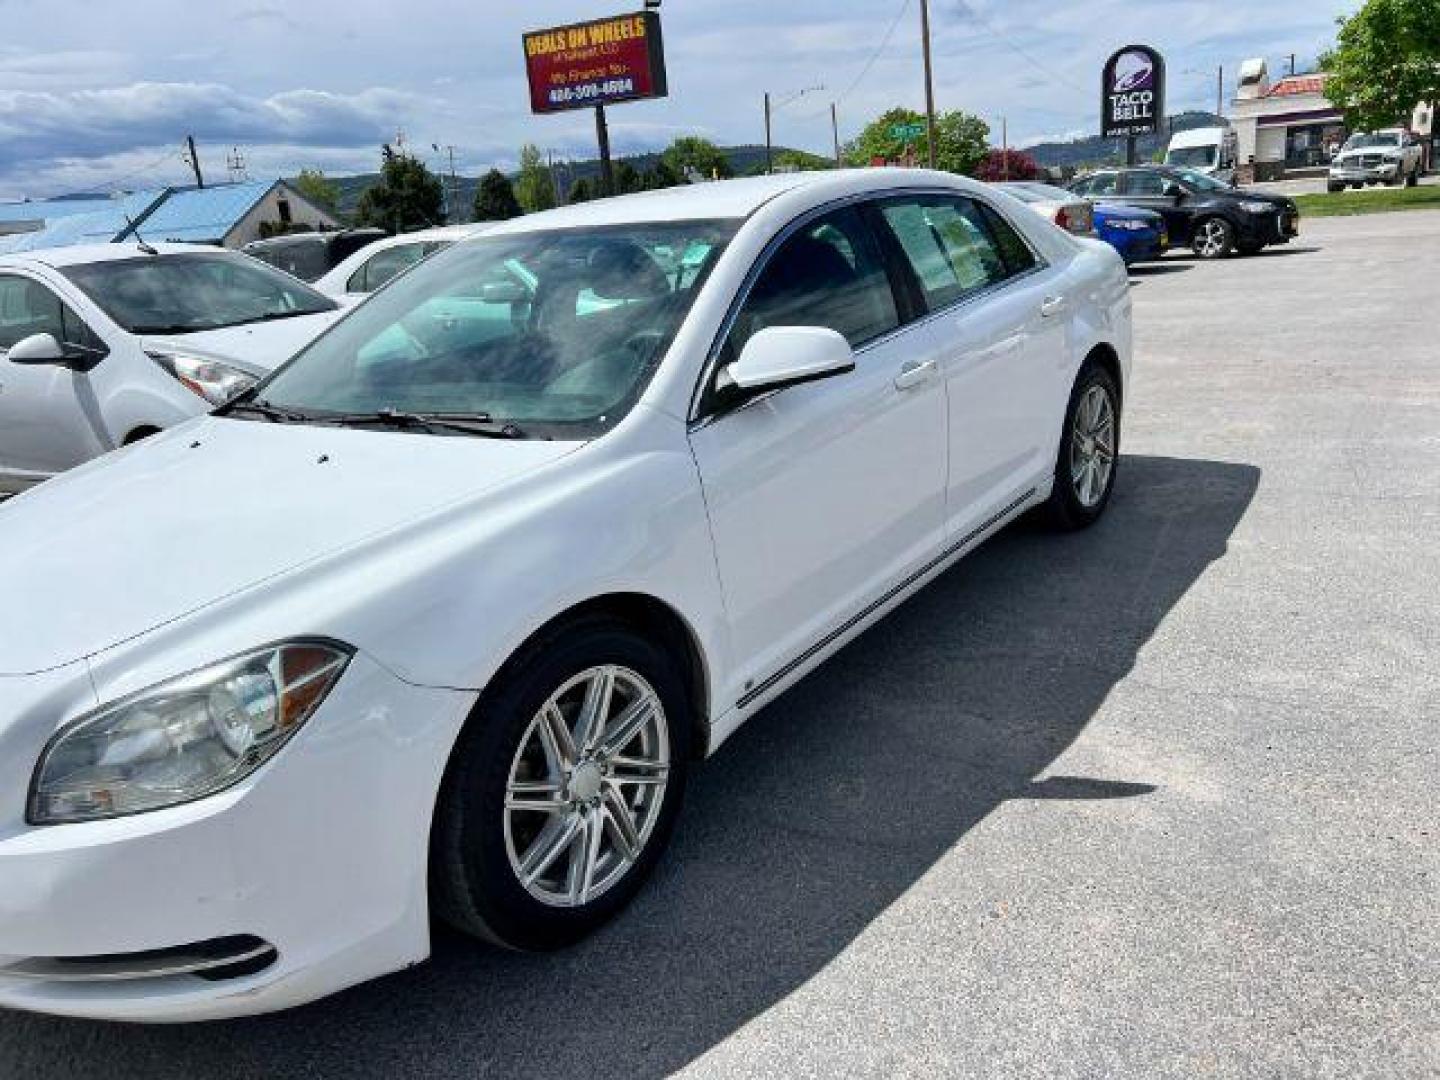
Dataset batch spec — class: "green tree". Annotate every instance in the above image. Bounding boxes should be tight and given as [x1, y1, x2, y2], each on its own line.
[293, 168, 339, 212]
[354, 146, 445, 233]
[472, 168, 522, 220]
[1322, 0, 1440, 131]
[612, 159, 642, 195]
[843, 107, 990, 176]
[641, 159, 682, 190]
[661, 136, 734, 180]
[568, 177, 595, 203]
[514, 144, 557, 213]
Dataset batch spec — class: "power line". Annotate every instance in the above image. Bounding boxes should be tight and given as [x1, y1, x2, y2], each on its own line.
[830, 0, 914, 108]
[951, 0, 1088, 95]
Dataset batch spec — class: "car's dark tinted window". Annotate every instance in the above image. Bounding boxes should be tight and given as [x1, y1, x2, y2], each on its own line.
[1123, 171, 1166, 196]
[728, 205, 898, 353]
[348, 241, 449, 294]
[878, 196, 1008, 310]
[977, 203, 1038, 276]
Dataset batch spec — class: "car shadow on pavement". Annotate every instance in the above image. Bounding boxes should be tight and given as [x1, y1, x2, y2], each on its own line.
[1128, 262, 1193, 277]
[0, 454, 1260, 1079]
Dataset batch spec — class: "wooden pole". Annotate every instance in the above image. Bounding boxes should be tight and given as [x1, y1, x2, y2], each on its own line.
[831, 102, 842, 167]
[185, 134, 204, 189]
[920, 0, 937, 168]
[594, 105, 614, 196]
[764, 92, 773, 174]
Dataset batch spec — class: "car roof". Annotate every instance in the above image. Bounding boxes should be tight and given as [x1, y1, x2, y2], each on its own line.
[476, 169, 995, 238]
[0, 242, 240, 270]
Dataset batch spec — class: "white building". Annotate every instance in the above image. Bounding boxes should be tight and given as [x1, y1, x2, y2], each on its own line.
[1230, 57, 1435, 181]
[1230, 60, 1346, 182]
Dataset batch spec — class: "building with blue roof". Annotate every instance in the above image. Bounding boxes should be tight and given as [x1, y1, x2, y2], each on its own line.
[0, 180, 339, 254]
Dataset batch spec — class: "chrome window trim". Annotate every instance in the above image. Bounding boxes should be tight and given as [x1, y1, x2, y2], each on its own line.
[687, 186, 1052, 427]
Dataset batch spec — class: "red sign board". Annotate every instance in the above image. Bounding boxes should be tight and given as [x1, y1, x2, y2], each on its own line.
[523, 12, 668, 114]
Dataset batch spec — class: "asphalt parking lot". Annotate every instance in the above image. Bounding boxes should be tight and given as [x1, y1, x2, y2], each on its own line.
[2, 211, 1437, 1077]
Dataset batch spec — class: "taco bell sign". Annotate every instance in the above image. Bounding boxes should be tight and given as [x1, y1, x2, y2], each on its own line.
[1101, 45, 1166, 139]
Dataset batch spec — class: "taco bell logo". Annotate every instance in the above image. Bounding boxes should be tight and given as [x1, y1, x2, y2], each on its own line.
[1112, 51, 1154, 93]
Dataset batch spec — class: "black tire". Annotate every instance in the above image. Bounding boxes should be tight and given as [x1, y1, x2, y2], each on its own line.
[1326, 183, 1344, 194]
[1191, 216, 1235, 259]
[1039, 362, 1121, 531]
[430, 616, 690, 951]
[1406, 168, 1420, 188]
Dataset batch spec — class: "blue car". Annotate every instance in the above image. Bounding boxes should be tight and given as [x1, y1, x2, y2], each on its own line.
[1093, 204, 1168, 264]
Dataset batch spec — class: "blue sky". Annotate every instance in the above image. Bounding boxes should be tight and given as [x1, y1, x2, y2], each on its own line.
[0, 0, 1357, 199]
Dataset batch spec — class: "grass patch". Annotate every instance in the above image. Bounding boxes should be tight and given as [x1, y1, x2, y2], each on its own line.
[1296, 184, 1440, 218]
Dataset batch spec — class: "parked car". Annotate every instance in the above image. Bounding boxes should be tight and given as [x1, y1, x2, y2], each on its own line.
[242, 229, 386, 282]
[1092, 203, 1169, 264]
[1327, 130, 1424, 192]
[0, 243, 342, 493]
[1070, 166, 1299, 259]
[995, 181, 1095, 234]
[313, 224, 492, 299]
[1163, 125, 1238, 183]
[0, 169, 1130, 1021]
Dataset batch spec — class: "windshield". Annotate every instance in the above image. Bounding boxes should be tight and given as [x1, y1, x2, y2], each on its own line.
[63, 253, 336, 335]
[1342, 132, 1401, 151]
[247, 239, 332, 282]
[253, 220, 736, 439]
[1170, 168, 1232, 192]
[1167, 145, 1216, 167]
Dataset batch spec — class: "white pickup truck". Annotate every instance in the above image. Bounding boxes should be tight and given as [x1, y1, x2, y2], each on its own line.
[1328, 130, 1424, 192]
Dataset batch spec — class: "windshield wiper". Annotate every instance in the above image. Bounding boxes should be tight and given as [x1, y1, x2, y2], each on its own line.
[232, 309, 329, 327]
[218, 398, 314, 423]
[315, 409, 529, 439]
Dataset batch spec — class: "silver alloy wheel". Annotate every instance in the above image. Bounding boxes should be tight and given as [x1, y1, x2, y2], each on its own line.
[1069, 383, 1115, 509]
[1195, 219, 1229, 258]
[503, 665, 671, 908]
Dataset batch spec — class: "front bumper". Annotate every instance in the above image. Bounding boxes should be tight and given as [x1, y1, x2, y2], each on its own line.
[1330, 163, 1399, 183]
[0, 653, 475, 1021]
[1236, 208, 1299, 246]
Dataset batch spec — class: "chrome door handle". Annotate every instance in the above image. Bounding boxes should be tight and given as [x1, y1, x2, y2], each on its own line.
[893, 359, 937, 390]
[1039, 296, 1067, 318]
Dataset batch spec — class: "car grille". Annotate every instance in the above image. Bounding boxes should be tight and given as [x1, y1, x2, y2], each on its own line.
[1356, 154, 1385, 168]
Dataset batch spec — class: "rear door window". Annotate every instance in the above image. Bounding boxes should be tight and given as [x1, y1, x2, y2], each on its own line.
[1122, 171, 1166, 196]
[877, 196, 1010, 310]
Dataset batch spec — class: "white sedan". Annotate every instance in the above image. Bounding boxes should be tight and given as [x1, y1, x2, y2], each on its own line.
[995, 181, 1096, 235]
[0, 169, 1130, 1020]
[0, 244, 342, 492]
[312, 223, 492, 299]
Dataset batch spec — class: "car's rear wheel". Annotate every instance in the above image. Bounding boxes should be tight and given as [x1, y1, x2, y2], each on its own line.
[1040, 362, 1120, 531]
[431, 618, 689, 951]
[1192, 217, 1234, 259]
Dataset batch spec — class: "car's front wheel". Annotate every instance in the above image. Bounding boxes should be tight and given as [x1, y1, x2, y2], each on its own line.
[1192, 217, 1235, 259]
[1040, 362, 1121, 530]
[431, 618, 689, 950]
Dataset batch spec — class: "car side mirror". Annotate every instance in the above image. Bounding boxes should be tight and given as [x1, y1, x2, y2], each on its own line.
[6, 332, 104, 372]
[718, 326, 855, 401]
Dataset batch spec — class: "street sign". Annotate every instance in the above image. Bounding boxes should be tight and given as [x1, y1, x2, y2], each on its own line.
[889, 122, 926, 143]
[1101, 44, 1165, 140]
[522, 12, 668, 114]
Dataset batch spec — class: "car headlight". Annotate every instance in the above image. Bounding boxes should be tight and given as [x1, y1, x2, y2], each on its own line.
[29, 641, 351, 825]
[1238, 201, 1275, 214]
[1110, 219, 1150, 231]
[148, 351, 258, 406]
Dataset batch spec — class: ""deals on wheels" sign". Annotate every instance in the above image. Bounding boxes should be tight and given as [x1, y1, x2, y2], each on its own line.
[522, 12, 669, 115]
[1101, 45, 1166, 140]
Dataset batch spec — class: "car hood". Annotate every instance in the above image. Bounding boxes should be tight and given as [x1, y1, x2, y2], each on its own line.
[141, 309, 342, 377]
[0, 418, 580, 675]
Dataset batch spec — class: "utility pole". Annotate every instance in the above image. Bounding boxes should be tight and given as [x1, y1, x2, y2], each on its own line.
[184, 134, 204, 189]
[1289, 54, 1296, 77]
[831, 102, 842, 168]
[764, 92, 773, 174]
[594, 105, 614, 196]
[919, 0, 937, 168]
[1001, 116, 1009, 180]
[1217, 65, 1225, 118]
